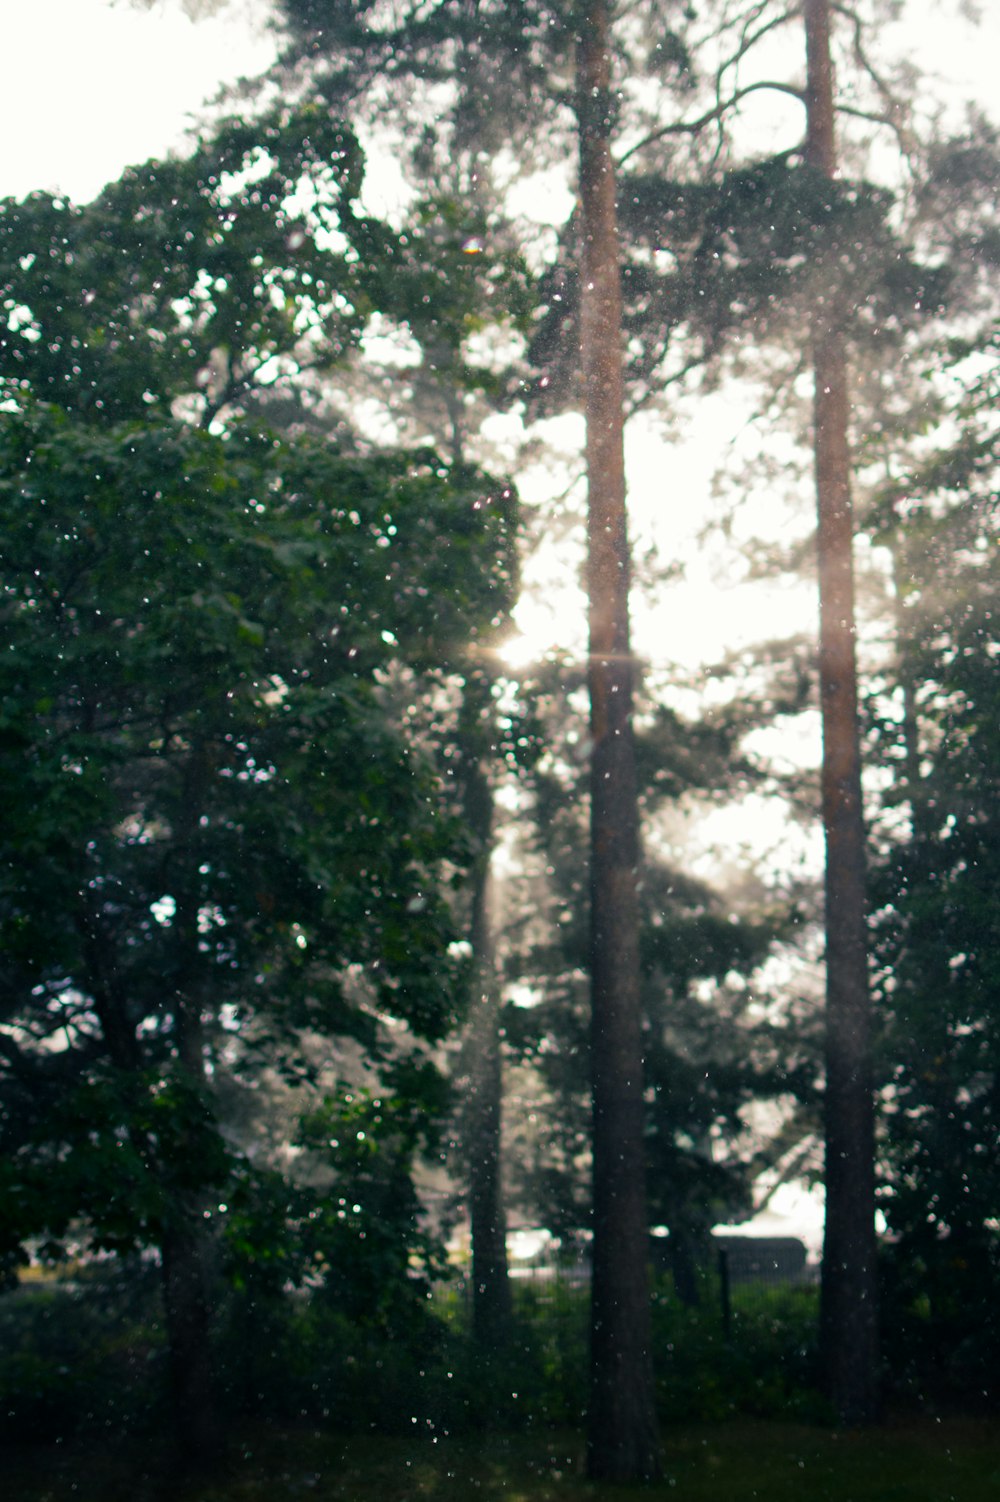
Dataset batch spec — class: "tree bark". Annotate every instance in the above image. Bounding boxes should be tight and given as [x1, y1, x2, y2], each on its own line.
[804, 0, 880, 1427]
[466, 851, 513, 1353]
[458, 721, 513, 1355]
[577, 2, 661, 1481]
[159, 746, 222, 1466]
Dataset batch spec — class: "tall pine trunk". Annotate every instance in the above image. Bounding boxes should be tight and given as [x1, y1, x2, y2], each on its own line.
[804, 0, 880, 1426]
[577, 2, 660, 1481]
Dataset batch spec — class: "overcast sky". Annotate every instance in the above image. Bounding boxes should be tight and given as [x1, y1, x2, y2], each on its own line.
[2, 0, 998, 204]
[1, 0, 275, 202]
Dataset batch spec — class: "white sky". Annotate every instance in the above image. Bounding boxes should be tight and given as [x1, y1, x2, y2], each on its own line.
[2, 0, 997, 204]
[0, 0, 276, 203]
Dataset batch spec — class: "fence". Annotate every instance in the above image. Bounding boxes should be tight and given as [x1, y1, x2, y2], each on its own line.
[443, 1233, 816, 1347]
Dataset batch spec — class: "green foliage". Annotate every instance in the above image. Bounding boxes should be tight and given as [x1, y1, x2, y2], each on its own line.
[868, 322, 1000, 1410]
[0, 107, 376, 423]
[296, 1072, 451, 1328]
[216, 1139, 453, 1431]
[373, 193, 535, 390]
[528, 159, 950, 417]
[653, 1278, 826, 1425]
[0, 103, 533, 439]
[275, 0, 579, 158]
[0, 1258, 825, 1444]
[429, 1270, 825, 1430]
[0, 1262, 167, 1442]
[0, 395, 517, 1269]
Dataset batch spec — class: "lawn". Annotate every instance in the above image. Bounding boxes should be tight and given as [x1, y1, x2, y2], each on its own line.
[5, 1417, 999, 1502]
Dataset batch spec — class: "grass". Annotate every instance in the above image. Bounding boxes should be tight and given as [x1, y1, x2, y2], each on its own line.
[5, 1416, 1000, 1502]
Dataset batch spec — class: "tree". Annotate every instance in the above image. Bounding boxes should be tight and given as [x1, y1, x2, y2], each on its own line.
[574, 1, 660, 1478]
[446, 668, 518, 1358]
[140, 0, 967, 1448]
[864, 270, 1000, 1403]
[258, 1, 668, 1473]
[561, 0, 938, 1423]
[455, 780, 513, 1356]
[502, 664, 814, 1277]
[0, 108, 381, 427]
[799, 0, 880, 1425]
[0, 103, 531, 449]
[0, 394, 517, 1459]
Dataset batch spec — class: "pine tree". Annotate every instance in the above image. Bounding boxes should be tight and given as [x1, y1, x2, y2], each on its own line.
[576, 9, 659, 1473]
[802, 0, 879, 1425]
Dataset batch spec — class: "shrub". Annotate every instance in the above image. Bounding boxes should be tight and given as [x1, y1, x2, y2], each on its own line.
[0, 1260, 166, 1442]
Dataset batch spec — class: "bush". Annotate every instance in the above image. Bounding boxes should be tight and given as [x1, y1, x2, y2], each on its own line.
[650, 1274, 826, 1423]
[431, 1268, 827, 1431]
[0, 1257, 829, 1445]
[0, 1260, 166, 1442]
[880, 1237, 1000, 1412]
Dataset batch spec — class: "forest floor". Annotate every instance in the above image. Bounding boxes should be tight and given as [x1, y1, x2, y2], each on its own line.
[5, 1416, 999, 1502]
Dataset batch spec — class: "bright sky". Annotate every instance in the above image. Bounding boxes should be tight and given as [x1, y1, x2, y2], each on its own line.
[1, 0, 276, 203]
[3, 0, 998, 200]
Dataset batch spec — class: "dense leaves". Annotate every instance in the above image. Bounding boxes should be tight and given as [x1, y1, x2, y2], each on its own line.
[0, 108, 379, 423]
[868, 333, 1000, 1400]
[527, 160, 951, 418]
[0, 104, 532, 439]
[0, 397, 516, 1272]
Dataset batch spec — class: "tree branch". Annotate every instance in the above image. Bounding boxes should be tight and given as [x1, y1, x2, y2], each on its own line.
[616, 80, 806, 168]
[832, 0, 918, 161]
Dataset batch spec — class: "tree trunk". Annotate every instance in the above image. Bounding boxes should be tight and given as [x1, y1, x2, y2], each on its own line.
[577, 3, 661, 1481]
[159, 748, 222, 1466]
[83, 865, 220, 1465]
[466, 851, 513, 1353]
[458, 714, 513, 1355]
[804, 0, 880, 1427]
[161, 1214, 219, 1466]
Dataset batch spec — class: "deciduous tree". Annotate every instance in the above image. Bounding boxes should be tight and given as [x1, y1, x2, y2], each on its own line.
[0, 396, 516, 1458]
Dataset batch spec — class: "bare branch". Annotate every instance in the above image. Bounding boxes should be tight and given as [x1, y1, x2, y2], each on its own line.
[697, 0, 796, 51]
[832, 0, 919, 161]
[835, 100, 913, 136]
[717, 4, 799, 93]
[616, 80, 806, 168]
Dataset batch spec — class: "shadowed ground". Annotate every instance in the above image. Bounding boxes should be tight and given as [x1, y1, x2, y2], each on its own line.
[6, 1418, 1000, 1502]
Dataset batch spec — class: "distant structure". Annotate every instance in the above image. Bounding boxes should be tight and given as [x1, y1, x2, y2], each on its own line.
[711, 1235, 808, 1285]
[505, 1228, 812, 1289]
